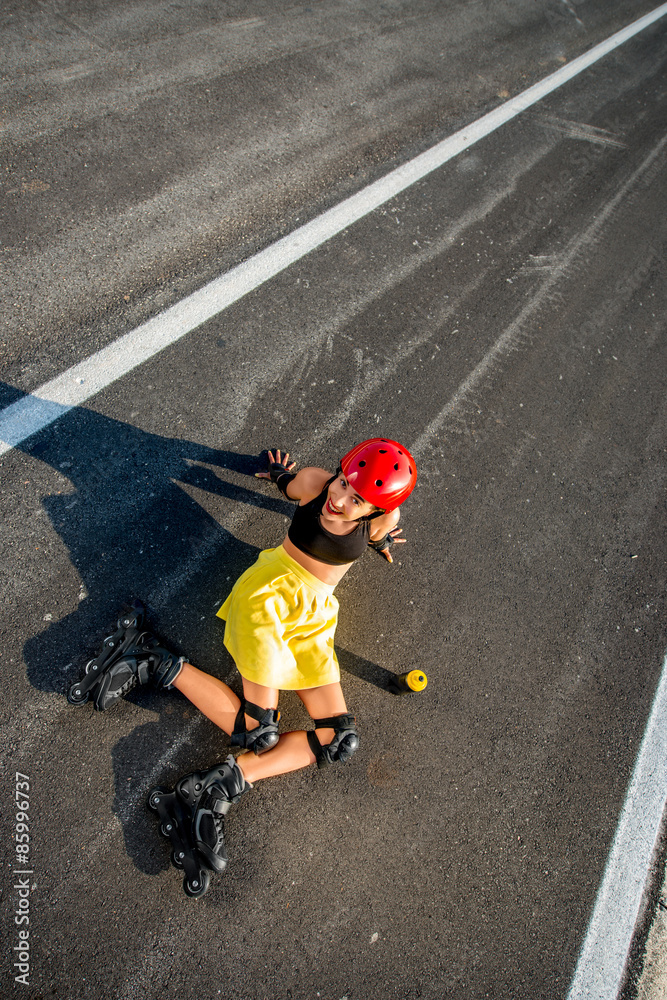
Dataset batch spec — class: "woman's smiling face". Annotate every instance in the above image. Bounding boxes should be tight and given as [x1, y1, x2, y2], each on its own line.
[323, 473, 378, 521]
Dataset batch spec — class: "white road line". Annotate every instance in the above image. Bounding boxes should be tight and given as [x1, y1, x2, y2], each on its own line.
[1, 2, 666, 457]
[568, 651, 667, 1000]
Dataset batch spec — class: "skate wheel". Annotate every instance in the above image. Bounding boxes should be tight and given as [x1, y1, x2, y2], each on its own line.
[171, 850, 185, 869]
[160, 822, 174, 838]
[183, 870, 210, 898]
[147, 788, 167, 812]
[67, 681, 89, 706]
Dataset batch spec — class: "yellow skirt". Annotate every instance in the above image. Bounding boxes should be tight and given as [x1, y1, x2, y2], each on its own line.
[217, 545, 340, 690]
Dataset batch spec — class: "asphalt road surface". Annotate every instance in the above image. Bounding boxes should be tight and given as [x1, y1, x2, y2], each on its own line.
[2, 2, 666, 998]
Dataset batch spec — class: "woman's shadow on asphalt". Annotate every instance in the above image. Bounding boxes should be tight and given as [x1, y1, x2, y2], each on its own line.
[14, 387, 391, 877]
[14, 391, 286, 875]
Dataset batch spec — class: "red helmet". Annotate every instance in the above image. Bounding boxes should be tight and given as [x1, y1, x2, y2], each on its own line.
[340, 438, 417, 511]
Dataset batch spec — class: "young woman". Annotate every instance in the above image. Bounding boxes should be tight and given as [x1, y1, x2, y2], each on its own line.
[69, 437, 417, 895]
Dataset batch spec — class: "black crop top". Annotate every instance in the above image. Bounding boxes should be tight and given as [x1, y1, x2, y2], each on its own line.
[288, 478, 371, 565]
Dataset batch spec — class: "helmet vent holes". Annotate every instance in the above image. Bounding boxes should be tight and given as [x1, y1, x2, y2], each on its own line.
[339, 438, 416, 510]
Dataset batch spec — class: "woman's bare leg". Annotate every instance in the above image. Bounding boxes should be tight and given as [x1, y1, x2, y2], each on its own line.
[172, 662, 242, 735]
[172, 666, 281, 743]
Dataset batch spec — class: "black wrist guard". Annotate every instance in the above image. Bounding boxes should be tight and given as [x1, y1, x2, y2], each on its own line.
[269, 463, 296, 498]
[368, 533, 392, 554]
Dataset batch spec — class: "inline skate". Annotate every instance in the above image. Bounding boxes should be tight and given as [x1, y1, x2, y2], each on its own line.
[148, 755, 249, 898]
[67, 601, 183, 710]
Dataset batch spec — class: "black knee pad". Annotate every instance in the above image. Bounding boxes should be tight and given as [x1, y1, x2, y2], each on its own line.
[307, 713, 359, 768]
[230, 700, 280, 755]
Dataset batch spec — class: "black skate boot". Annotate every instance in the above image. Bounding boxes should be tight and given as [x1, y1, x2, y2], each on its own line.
[67, 601, 184, 711]
[177, 755, 249, 872]
[148, 755, 250, 898]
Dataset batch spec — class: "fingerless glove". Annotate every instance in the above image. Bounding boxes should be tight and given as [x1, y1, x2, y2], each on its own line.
[269, 462, 296, 499]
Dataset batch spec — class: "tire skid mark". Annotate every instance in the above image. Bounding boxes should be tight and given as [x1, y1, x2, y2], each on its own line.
[297, 159, 549, 453]
[410, 133, 667, 461]
[532, 112, 627, 146]
[2, 5, 445, 145]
